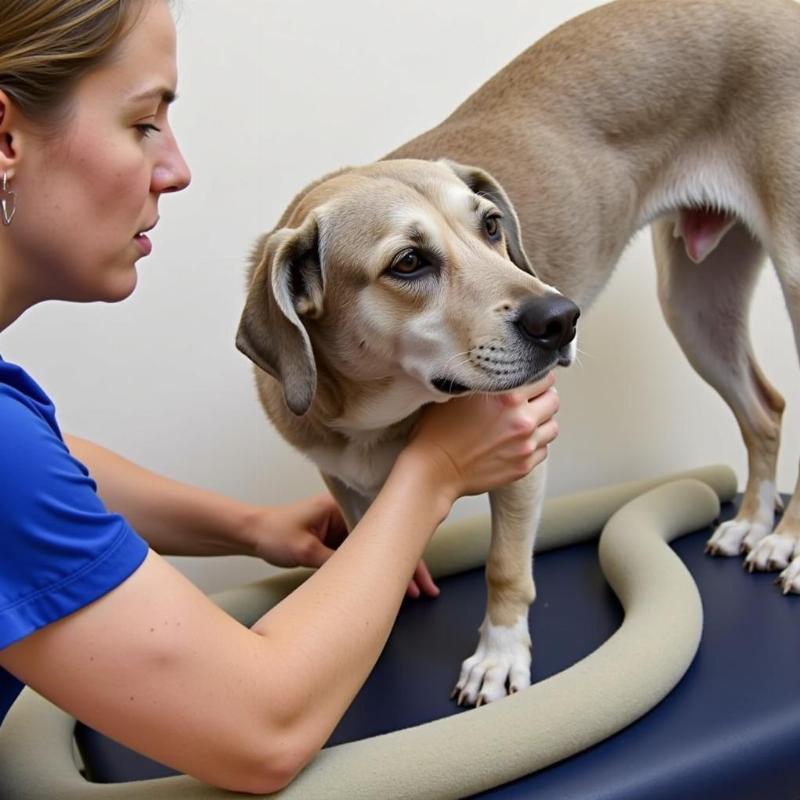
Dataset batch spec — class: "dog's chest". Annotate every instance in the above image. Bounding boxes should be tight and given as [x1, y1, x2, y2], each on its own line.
[307, 436, 407, 497]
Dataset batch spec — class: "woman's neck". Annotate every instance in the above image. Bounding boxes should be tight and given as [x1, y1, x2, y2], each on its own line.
[0, 255, 37, 333]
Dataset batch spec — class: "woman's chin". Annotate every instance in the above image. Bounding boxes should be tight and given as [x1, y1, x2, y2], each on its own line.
[100, 266, 139, 303]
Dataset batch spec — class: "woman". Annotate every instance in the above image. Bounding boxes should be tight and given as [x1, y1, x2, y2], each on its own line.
[0, 0, 560, 793]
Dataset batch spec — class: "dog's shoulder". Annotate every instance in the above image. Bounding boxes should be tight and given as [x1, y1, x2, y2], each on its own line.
[256, 366, 419, 496]
[308, 433, 408, 498]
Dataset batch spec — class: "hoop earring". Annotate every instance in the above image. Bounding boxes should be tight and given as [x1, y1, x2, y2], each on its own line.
[1, 172, 17, 226]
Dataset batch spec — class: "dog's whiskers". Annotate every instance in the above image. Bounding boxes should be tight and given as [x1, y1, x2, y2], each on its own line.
[444, 355, 474, 376]
[441, 350, 472, 374]
[570, 344, 592, 369]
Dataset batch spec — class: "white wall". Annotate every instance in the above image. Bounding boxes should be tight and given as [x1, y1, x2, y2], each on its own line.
[2, 0, 797, 592]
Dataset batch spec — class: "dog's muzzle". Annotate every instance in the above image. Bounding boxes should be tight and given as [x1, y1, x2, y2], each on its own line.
[515, 294, 580, 354]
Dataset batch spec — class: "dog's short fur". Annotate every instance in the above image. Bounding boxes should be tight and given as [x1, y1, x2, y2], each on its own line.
[237, 160, 579, 706]
[239, 0, 800, 705]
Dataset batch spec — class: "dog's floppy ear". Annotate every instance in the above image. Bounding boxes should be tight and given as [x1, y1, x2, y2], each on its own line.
[442, 159, 535, 275]
[236, 213, 325, 416]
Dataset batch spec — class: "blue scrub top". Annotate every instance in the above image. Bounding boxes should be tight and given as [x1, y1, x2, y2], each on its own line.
[0, 356, 148, 725]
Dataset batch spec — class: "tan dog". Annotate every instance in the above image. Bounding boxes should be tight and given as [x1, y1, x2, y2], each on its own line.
[238, 159, 578, 706]
[238, 0, 800, 706]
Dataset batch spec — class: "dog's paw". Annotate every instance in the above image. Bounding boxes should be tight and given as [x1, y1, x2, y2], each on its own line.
[744, 532, 799, 573]
[778, 556, 800, 595]
[705, 519, 771, 557]
[452, 616, 531, 707]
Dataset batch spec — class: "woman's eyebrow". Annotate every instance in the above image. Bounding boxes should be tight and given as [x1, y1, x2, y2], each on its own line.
[129, 87, 178, 105]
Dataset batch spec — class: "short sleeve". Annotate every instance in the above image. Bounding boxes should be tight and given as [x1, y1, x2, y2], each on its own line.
[0, 390, 149, 652]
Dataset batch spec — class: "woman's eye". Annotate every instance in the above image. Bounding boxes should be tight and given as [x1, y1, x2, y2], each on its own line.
[135, 123, 162, 138]
[484, 214, 502, 240]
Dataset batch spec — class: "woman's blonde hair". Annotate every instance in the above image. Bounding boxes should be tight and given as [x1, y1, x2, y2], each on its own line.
[0, 0, 146, 126]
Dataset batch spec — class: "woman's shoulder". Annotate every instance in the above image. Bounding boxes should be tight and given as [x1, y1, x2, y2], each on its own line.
[0, 357, 74, 502]
[0, 356, 61, 441]
[0, 358, 148, 654]
[0, 355, 57, 416]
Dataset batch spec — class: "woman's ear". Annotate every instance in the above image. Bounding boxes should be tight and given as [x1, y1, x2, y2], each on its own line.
[0, 91, 22, 172]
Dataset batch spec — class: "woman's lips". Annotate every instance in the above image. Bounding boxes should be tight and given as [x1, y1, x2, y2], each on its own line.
[134, 232, 152, 256]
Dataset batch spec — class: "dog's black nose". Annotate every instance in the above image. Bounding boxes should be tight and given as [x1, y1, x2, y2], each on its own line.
[516, 294, 580, 350]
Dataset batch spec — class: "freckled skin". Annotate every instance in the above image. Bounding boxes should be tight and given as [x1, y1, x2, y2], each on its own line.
[1, 0, 190, 312]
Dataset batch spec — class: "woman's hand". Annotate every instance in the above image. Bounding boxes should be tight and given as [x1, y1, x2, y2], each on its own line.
[405, 373, 560, 503]
[243, 374, 558, 593]
[245, 495, 437, 598]
[245, 494, 349, 569]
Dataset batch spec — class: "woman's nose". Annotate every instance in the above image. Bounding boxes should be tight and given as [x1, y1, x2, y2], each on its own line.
[152, 134, 191, 194]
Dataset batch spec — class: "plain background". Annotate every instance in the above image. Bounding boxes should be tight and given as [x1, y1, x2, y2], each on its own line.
[2, 0, 797, 592]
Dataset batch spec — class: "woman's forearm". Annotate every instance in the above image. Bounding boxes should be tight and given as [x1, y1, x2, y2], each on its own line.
[64, 435, 258, 556]
[63, 435, 455, 754]
[248, 448, 453, 756]
[248, 385, 559, 764]
[44, 386, 557, 788]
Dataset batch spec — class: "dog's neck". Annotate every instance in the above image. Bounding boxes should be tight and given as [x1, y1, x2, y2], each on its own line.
[291, 371, 427, 498]
[264, 362, 427, 450]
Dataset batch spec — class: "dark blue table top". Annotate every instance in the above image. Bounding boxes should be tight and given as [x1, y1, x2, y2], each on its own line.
[75, 496, 800, 799]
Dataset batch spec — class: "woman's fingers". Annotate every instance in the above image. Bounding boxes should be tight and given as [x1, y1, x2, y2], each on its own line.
[523, 371, 556, 400]
[528, 386, 560, 422]
[533, 414, 560, 447]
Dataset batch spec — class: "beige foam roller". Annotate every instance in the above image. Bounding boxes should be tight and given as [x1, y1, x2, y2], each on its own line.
[0, 465, 735, 799]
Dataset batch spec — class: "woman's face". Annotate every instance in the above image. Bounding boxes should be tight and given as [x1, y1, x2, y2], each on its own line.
[6, 0, 191, 305]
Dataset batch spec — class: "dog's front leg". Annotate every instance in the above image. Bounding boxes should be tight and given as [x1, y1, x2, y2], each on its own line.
[321, 473, 374, 532]
[453, 464, 546, 707]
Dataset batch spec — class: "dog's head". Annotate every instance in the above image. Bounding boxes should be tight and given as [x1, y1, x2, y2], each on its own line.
[237, 159, 579, 419]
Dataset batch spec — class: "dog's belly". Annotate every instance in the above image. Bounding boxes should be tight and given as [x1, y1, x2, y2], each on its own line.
[308, 438, 406, 497]
[637, 142, 766, 238]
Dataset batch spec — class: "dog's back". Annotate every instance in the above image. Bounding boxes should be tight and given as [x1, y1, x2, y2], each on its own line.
[387, 0, 800, 306]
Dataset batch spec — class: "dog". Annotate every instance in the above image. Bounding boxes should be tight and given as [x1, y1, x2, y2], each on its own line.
[238, 0, 800, 707]
[237, 159, 579, 707]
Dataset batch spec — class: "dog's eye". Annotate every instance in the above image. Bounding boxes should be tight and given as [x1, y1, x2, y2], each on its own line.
[390, 249, 427, 276]
[484, 214, 502, 241]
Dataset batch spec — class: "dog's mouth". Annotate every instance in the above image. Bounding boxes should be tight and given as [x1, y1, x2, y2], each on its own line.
[558, 340, 576, 368]
[431, 357, 567, 397]
[430, 337, 576, 397]
[431, 377, 471, 395]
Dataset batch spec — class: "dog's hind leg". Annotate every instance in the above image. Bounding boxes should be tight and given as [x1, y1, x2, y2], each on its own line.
[652, 217, 785, 558]
[452, 466, 545, 707]
[745, 242, 800, 589]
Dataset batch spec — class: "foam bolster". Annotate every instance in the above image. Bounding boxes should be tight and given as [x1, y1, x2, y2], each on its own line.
[422, 463, 735, 578]
[0, 466, 735, 799]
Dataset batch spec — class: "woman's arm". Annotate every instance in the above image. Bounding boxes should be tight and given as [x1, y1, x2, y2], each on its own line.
[2, 382, 559, 794]
[65, 436, 357, 573]
[63, 437, 438, 594]
[64, 434, 269, 557]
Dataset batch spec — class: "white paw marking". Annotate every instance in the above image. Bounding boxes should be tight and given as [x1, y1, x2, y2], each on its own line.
[706, 519, 771, 557]
[452, 615, 531, 707]
[778, 556, 800, 595]
[707, 482, 778, 557]
[744, 533, 799, 573]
